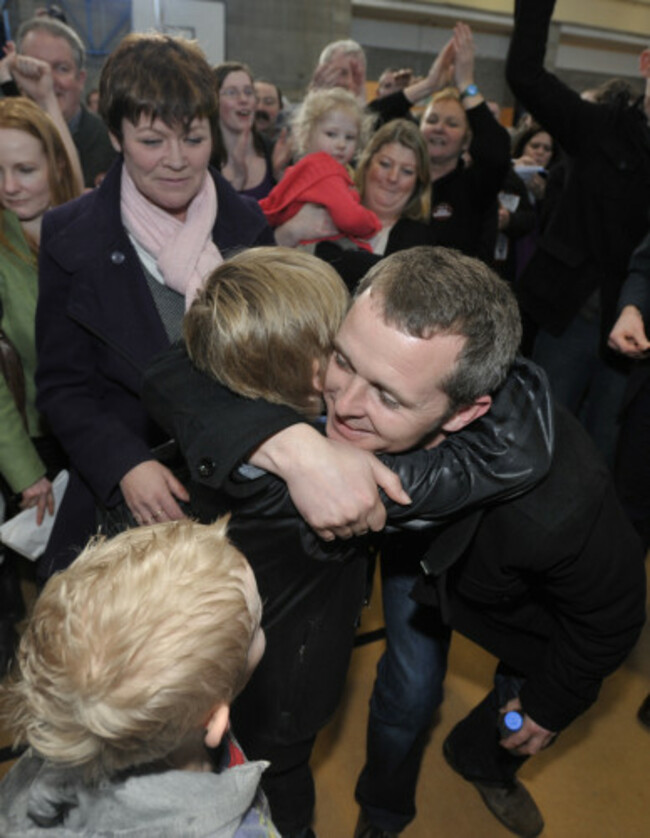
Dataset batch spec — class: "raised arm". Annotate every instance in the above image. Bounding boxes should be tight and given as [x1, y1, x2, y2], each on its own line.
[367, 37, 456, 126]
[143, 345, 409, 540]
[506, 0, 604, 156]
[144, 348, 553, 541]
[8, 53, 84, 194]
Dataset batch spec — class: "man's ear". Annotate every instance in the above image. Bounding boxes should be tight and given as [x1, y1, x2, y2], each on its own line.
[441, 394, 492, 433]
[108, 132, 122, 154]
[204, 703, 230, 749]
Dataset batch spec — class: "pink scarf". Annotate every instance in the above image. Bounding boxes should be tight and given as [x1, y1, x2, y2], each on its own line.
[120, 165, 223, 310]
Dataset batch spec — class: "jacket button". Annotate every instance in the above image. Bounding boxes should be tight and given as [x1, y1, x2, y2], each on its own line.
[110, 250, 125, 264]
[197, 458, 216, 478]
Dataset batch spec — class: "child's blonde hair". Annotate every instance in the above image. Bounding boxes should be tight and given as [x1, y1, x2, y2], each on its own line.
[293, 87, 367, 158]
[1, 518, 258, 781]
[184, 247, 350, 418]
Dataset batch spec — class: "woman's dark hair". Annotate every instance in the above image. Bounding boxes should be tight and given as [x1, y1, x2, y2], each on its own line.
[99, 33, 218, 142]
[212, 61, 266, 169]
[512, 122, 559, 168]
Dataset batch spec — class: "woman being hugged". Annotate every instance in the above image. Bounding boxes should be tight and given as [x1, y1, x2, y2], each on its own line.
[35, 34, 274, 579]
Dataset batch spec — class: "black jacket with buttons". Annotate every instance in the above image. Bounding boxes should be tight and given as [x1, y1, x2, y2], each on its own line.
[34, 158, 274, 576]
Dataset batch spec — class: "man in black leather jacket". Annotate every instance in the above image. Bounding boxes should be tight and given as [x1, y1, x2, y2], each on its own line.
[143, 247, 644, 838]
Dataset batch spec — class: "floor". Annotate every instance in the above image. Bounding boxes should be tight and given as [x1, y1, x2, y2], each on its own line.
[311, 562, 650, 838]
[2, 561, 650, 837]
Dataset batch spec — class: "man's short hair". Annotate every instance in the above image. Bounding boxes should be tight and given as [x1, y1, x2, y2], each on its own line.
[357, 247, 522, 407]
[591, 77, 635, 107]
[255, 78, 283, 106]
[355, 118, 431, 222]
[17, 17, 86, 71]
[99, 33, 218, 142]
[318, 39, 366, 69]
[185, 247, 349, 417]
[1, 518, 257, 781]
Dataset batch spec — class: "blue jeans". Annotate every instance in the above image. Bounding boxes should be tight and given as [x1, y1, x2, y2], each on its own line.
[355, 554, 451, 833]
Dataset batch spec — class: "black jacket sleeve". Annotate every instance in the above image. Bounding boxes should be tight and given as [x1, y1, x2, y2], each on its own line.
[380, 358, 554, 526]
[143, 348, 554, 528]
[506, 0, 607, 157]
[464, 103, 512, 209]
[366, 90, 413, 127]
[143, 344, 304, 488]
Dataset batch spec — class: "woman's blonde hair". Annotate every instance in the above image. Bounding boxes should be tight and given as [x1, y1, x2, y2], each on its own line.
[355, 118, 431, 221]
[423, 87, 471, 153]
[184, 247, 349, 417]
[293, 87, 367, 158]
[1, 518, 257, 780]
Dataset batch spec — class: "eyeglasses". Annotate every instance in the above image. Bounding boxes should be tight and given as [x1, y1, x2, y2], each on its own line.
[220, 86, 256, 99]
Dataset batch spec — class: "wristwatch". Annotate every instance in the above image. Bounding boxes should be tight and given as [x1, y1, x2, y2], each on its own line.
[460, 83, 480, 100]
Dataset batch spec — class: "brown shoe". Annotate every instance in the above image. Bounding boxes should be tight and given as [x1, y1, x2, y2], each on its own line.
[443, 739, 544, 838]
[353, 810, 398, 838]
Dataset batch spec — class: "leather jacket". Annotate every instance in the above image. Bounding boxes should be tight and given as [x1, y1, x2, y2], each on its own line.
[142, 351, 554, 556]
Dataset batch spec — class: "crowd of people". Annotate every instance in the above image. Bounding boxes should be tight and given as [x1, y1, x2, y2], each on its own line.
[0, 1, 649, 837]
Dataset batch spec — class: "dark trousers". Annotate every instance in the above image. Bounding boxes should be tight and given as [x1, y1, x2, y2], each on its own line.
[445, 669, 529, 786]
[230, 549, 367, 834]
[616, 372, 650, 550]
[533, 315, 629, 468]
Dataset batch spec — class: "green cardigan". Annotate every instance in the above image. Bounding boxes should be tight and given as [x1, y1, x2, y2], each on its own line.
[0, 210, 46, 493]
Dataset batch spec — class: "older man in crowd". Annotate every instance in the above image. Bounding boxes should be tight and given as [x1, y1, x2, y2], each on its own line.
[16, 16, 115, 186]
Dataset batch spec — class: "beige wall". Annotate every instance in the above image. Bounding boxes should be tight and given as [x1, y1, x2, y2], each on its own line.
[392, 0, 650, 37]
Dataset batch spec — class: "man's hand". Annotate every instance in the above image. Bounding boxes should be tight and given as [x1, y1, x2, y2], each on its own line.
[608, 305, 650, 358]
[310, 60, 343, 91]
[0, 41, 16, 84]
[8, 53, 56, 108]
[249, 424, 411, 540]
[119, 460, 190, 525]
[20, 476, 54, 526]
[499, 697, 556, 756]
[310, 55, 365, 98]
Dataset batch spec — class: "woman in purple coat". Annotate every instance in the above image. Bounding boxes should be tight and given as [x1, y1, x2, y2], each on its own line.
[34, 33, 275, 578]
